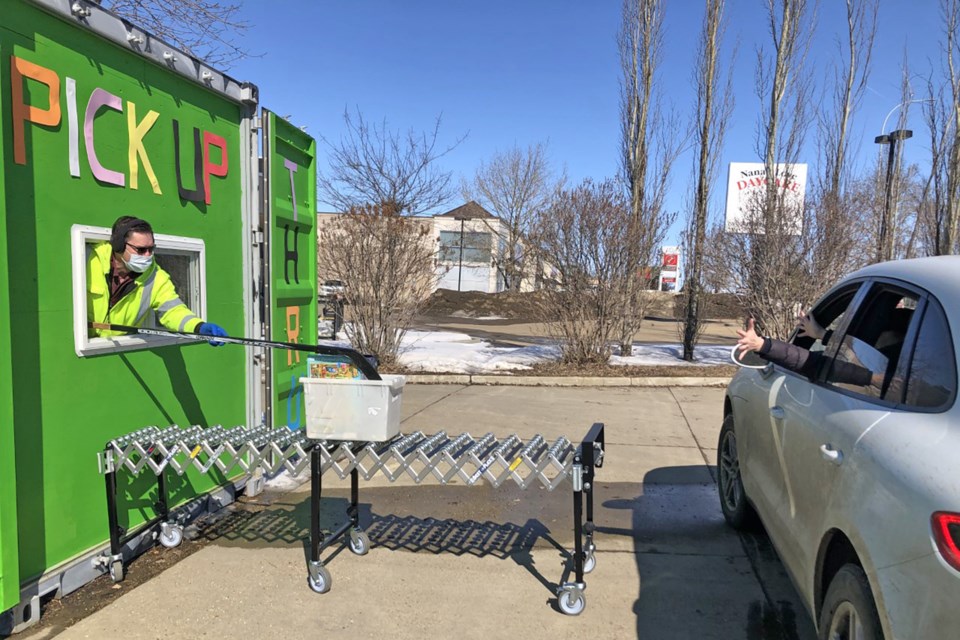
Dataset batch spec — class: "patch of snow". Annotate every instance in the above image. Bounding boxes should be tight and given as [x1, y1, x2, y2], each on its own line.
[264, 470, 307, 492]
[321, 325, 734, 373]
[609, 343, 732, 367]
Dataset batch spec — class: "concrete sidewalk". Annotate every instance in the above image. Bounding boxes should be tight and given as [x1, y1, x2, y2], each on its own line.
[39, 386, 814, 640]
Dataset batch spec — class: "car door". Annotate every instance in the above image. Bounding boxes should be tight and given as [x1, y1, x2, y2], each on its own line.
[738, 283, 864, 543]
[772, 281, 921, 585]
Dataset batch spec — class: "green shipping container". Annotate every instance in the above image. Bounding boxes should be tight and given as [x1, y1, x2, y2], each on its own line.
[0, 0, 316, 626]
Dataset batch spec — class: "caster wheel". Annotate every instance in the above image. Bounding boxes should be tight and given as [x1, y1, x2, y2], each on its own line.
[583, 552, 596, 574]
[558, 586, 586, 616]
[348, 530, 370, 556]
[159, 524, 183, 549]
[109, 559, 125, 583]
[307, 564, 332, 594]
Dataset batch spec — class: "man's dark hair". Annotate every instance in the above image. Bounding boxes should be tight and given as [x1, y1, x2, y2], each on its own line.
[110, 216, 153, 253]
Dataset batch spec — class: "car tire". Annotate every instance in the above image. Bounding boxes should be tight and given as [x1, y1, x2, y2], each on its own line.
[818, 564, 882, 640]
[717, 413, 758, 529]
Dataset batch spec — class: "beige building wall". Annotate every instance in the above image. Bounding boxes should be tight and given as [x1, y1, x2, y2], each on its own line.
[317, 209, 549, 294]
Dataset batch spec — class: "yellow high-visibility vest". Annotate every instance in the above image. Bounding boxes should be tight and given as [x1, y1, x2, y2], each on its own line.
[87, 242, 203, 337]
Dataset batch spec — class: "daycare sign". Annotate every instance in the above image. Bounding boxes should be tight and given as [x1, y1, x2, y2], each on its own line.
[9, 55, 231, 205]
[724, 162, 806, 235]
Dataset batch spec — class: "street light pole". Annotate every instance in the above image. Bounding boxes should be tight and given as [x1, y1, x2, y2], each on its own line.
[456, 217, 465, 291]
[874, 129, 912, 263]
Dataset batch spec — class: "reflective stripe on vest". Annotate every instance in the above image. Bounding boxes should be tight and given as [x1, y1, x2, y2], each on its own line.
[157, 297, 184, 316]
[134, 269, 157, 326]
[178, 314, 200, 332]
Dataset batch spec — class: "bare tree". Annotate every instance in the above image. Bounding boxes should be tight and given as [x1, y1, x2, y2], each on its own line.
[95, 0, 252, 67]
[533, 180, 632, 365]
[316, 204, 438, 366]
[318, 109, 466, 216]
[617, 0, 683, 356]
[920, 0, 960, 255]
[920, 76, 948, 254]
[739, 0, 814, 338]
[894, 162, 927, 257]
[805, 0, 877, 286]
[679, 0, 734, 361]
[462, 142, 559, 291]
[944, 0, 960, 253]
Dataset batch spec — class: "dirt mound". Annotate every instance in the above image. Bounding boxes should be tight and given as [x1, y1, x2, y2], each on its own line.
[671, 292, 747, 320]
[703, 293, 746, 319]
[422, 288, 746, 321]
[423, 288, 550, 319]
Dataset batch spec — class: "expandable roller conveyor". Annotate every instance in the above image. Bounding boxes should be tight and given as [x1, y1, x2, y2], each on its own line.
[98, 423, 606, 615]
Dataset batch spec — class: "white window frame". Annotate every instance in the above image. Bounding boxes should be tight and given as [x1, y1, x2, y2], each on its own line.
[71, 224, 207, 357]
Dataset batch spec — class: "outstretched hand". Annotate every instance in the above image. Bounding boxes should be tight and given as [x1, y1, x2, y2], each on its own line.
[735, 318, 765, 360]
[796, 310, 825, 340]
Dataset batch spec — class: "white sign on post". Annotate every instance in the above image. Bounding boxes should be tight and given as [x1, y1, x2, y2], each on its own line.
[724, 162, 806, 235]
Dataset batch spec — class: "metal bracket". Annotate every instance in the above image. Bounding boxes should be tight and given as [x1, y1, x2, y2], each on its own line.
[593, 442, 605, 468]
[558, 581, 586, 593]
[307, 560, 325, 581]
[97, 450, 115, 474]
[571, 464, 583, 492]
[92, 552, 123, 571]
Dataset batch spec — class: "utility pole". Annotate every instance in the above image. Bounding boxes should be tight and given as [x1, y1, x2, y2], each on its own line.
[874, 129, 912, 262]
[456, 217, 466, 291]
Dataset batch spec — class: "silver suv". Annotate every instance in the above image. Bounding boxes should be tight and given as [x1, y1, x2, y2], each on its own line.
[719, 256, 960, 639]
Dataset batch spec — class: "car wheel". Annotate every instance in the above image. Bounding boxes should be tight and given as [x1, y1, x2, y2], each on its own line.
[717, 414, 758, 529]
[818, 564, 882, 640]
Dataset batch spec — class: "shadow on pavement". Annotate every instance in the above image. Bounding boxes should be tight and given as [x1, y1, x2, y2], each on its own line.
[194, 464, 814, 638]
[597, 465, 813, 640]
[200, 491, 576, 610]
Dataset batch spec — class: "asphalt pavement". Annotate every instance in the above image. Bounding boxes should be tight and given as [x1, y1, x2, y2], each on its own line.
[33, 385, 816, 640]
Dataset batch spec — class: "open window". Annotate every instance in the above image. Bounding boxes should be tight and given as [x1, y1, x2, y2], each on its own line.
[790, 283, 863, 356]
[824, 283, 919, 401]
[71, 224, 207, 357]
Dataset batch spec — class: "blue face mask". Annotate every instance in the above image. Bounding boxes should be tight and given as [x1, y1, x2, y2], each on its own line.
[124, 253, 153, 273]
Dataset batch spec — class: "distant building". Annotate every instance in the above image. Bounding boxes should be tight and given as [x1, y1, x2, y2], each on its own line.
[433, 201, 503, 293]
[318, 201, 548, 295]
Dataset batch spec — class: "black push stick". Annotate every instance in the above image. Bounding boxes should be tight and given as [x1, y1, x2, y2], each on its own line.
[89, 322, 381, 380]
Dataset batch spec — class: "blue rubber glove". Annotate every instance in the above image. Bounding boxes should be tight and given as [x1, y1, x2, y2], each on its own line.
[197, 322, 228, 347]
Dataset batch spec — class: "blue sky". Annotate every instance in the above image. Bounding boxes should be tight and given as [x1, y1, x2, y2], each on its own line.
[227, 1, 944, 246]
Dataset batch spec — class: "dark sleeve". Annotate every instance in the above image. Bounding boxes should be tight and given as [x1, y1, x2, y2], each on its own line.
[759, 337, 872, 386]
[758, 338, 819, 378]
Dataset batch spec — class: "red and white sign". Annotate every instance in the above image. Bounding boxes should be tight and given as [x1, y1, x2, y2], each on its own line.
[724, 162, 806, 235]
[659, 246, 680, 292]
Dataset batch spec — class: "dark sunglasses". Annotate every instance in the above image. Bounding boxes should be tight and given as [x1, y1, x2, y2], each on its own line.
[126, 242, 156, 255]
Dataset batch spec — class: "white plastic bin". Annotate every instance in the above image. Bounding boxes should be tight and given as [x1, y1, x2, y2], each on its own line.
[300, 374, 406, 441]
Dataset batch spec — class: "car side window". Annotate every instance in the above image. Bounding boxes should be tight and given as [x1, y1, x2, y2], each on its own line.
[902, 298, 957, 410]
[826, 286, 918, 401]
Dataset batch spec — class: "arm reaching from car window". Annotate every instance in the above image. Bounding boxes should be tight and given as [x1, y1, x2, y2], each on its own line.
[737, 318, 882, 387]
